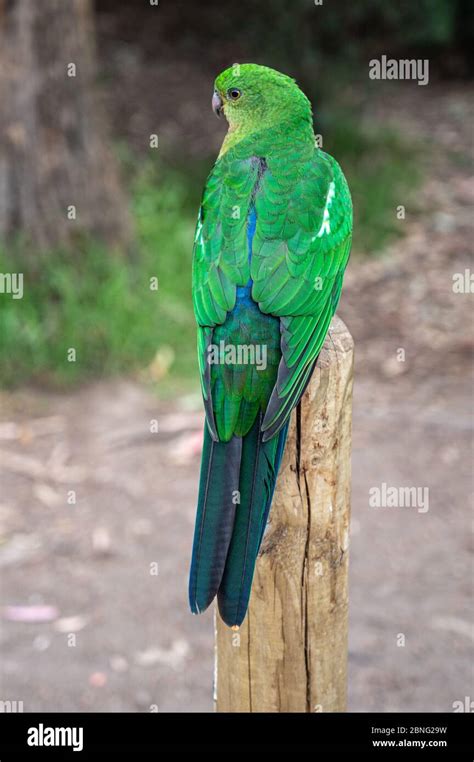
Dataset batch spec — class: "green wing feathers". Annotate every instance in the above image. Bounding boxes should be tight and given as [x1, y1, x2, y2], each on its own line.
[193, 146, 352, 443]
[252, 151, 352, 437]
[251, 151, 352, 315]
[192, 155, 259, 328]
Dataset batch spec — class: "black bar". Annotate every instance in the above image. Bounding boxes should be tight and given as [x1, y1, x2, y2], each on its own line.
[0, 712, 472, 757]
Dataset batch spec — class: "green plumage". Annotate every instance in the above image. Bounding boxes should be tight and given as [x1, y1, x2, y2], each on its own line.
[189, 64, 352, 627]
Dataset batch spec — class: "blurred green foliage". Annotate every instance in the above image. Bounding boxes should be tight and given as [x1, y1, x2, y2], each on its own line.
[108, 0, 472, 86]
[0, 1, 465, 387]
[0, 115, 419, 389]
[192, 0, 472, 109]
[221, 0, 462, 55]
[0, 167, 196, 388]
[325, 114, 420, 253]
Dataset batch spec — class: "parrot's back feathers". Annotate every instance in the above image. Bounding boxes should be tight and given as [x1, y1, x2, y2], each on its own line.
[188, 63, 352, 628]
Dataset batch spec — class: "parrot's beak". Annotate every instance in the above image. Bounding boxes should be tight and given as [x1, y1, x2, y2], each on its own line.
[212, 91, 224, 118]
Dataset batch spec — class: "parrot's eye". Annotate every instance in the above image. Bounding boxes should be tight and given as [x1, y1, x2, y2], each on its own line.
[227, 88, 241, 101]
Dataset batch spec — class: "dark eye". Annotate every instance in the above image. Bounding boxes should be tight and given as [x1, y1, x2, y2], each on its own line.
[227, 88, 241, 100]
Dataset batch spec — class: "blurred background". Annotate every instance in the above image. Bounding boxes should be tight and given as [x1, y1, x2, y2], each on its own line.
[0, 0, 472, 711]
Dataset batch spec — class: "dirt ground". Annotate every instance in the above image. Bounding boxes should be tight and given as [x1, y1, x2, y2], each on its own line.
[0, 86, 472, 712]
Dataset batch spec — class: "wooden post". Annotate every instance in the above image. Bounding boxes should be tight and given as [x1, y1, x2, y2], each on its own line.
[215, 315, 354, 712]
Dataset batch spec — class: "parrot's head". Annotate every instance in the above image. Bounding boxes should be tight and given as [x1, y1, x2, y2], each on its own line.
[212, 63, 312, 138]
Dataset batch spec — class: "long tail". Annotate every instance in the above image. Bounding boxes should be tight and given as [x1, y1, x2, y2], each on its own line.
[217, 415, 289, 627]
[188, 427, 242, 614]
[188, 416, 288, 627]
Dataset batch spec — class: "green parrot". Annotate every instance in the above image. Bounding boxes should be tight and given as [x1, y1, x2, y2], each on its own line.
[189, 64, 352, 628]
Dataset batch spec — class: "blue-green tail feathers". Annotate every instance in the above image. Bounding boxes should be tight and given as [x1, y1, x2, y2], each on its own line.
[189, 428, 242, 614]
[217, 416, 289, 626]
[189, 416, 289, 627]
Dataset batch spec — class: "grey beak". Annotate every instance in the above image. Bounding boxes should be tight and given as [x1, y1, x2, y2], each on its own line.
[212, 91, 223, 118]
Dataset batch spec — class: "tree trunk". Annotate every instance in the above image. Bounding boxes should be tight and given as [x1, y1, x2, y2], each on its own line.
[0, 0, 131, 252]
